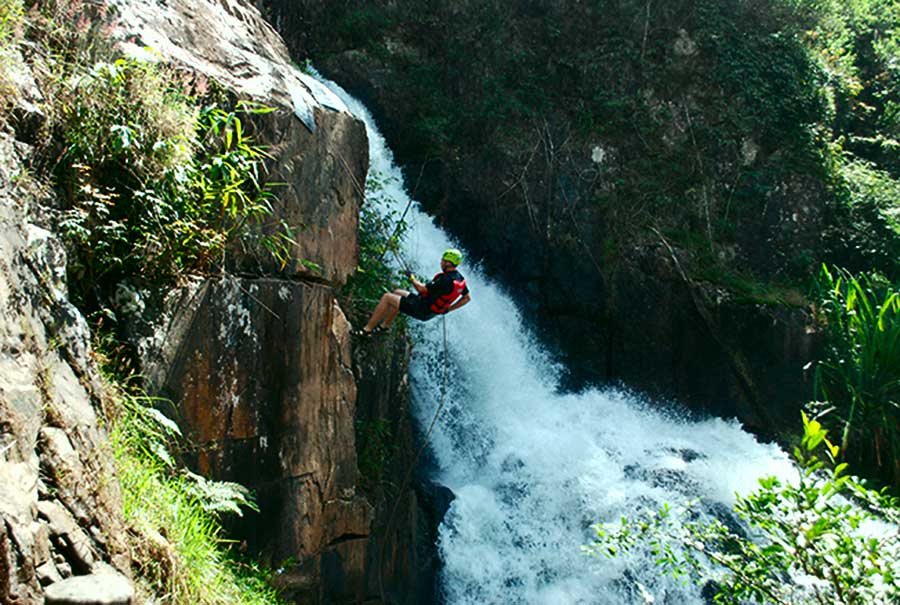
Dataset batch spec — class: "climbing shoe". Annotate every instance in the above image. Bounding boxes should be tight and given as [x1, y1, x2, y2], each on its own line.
[351, 326, 387, 338]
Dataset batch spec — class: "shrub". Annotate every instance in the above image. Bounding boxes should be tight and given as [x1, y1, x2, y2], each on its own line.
[822, 160, 900, 278]
[812, 265, 900, 484]
[53, 57, 282, 309]
[587, 414, 900, 604]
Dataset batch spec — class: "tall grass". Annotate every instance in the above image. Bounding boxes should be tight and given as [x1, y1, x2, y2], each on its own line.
[813, 265, 900, 485]
[0, 0, 23, 107]
[109, 388, 284, 605]
[0, 0, 21, 49]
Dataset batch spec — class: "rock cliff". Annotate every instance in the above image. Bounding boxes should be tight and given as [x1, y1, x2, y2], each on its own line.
[1, 0, 425, 602]
[112, 0, 426, 601]
[0, 133, 131, 603]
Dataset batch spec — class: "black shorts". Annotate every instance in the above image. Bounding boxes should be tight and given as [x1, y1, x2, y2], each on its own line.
[399, 294, 436, 321]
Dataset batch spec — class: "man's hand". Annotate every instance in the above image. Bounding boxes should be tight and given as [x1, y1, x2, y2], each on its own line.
[408, 272, 428, 295]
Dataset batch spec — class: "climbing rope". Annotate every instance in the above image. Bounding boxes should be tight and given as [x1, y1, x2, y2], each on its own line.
[335, 148, 454, 600]
[377, 313, 450, 604]
[374, 195, 416, 275]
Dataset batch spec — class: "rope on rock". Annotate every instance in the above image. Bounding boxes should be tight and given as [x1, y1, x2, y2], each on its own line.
[337, 148, 416, 287]
[377, 313, 450, 604]
[335, 148, 451, 601]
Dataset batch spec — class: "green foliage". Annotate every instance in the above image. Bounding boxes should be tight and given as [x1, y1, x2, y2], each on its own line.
[812, 265, 900, 483]
[798, 0, 900, 172]
[588, 414, 900, 604]
[697, 0, 829, 151]
[335, 7, 396, 49]
[53, 57, 282, 308]
[342, 170, 409, 323]
[822, 159, 900, 277]
[0, 0, 21, 48]
[109, 387, 283, 605]
[0, 0, 22, 104]
[355, 418, 395, 490]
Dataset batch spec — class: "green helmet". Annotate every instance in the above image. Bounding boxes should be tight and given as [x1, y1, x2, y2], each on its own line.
[442, 248, 463, 266]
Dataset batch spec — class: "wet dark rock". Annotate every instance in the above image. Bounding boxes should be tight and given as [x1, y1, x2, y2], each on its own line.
[703, 500, 750, 540]
[701, 580, 722, 604]
[665, 447, 705, 463]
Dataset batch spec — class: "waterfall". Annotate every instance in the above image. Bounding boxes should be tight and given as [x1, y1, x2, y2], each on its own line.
[317, 74, 796, 604]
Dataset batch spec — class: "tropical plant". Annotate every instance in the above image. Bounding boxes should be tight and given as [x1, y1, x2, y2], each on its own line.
[109, 385, 282, 605]
[587, 413, 900, 604]
[54, 57, 285, 309]
[812, 265, 900, 484]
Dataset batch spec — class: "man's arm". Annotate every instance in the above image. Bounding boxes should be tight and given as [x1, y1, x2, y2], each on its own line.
[409, 273, 429, 296]
[447, 294, 471, 313]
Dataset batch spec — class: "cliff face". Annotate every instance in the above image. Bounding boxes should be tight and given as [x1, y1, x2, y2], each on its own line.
[0, 134, 131, 602]
[257, 0, 826, 434]
[140, 277, 374, 600]
[110, 0, 386, 600]
[1, 0, 424, 602]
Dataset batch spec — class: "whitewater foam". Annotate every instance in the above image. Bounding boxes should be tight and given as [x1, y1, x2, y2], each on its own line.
[318, 73, 795, 604]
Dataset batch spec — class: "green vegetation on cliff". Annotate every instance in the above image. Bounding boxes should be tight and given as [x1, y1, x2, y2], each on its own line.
[295, 0, 900, 285]
[342, 169, 410, 323]
[0, 3, 288, 603]
[108, 378, 282, 605]
[50, 56, 285, 310]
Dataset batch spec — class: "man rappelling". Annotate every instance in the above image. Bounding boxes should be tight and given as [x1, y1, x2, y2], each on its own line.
[352, 248, 471, 337]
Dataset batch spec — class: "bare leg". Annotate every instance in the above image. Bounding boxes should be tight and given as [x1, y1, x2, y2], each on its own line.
[382, 290, 411, 328]
[364, 292, 402, 331]
[381, 303, 402, 328]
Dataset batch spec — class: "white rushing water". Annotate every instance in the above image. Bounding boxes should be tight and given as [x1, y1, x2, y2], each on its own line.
[318, 75, 796, 604]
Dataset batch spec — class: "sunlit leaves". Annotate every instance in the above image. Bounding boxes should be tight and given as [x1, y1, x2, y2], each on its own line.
[588, 420, 900, 604]
[55, 58, 287, 306]
[812, 265, 900, 483]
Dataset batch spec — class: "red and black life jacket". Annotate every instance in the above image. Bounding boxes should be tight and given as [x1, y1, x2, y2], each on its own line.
[428, 271, 467, 314]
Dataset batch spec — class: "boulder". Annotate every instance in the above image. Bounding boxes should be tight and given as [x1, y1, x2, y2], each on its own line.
[44, 572, 134, 605]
